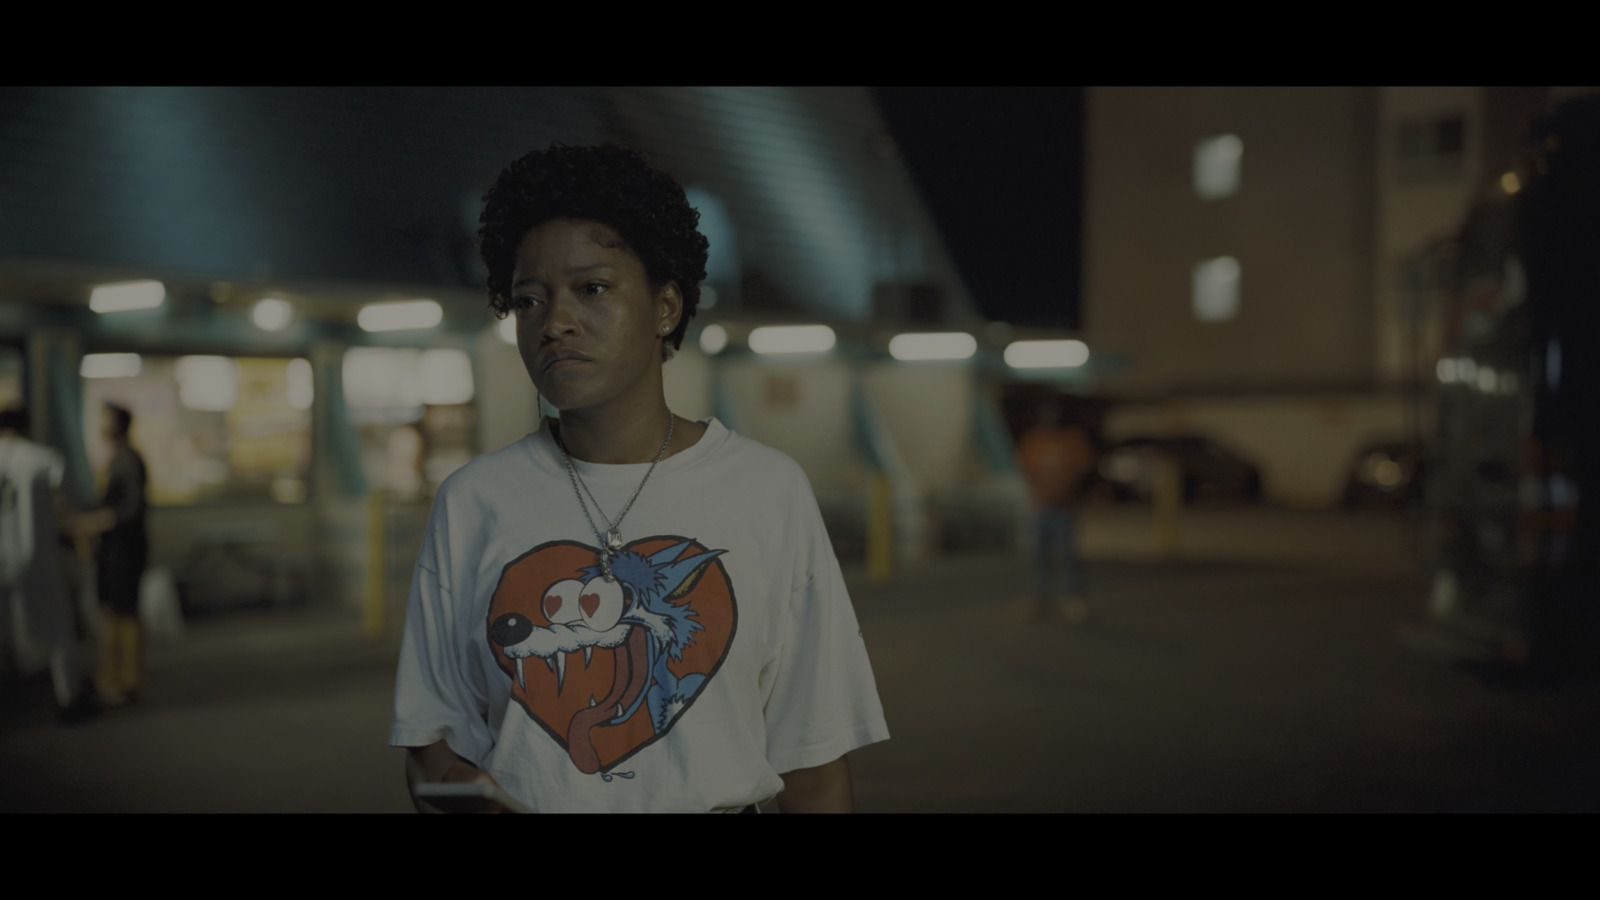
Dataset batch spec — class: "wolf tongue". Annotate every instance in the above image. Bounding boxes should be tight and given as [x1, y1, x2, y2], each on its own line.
[566, 625, 650, 775]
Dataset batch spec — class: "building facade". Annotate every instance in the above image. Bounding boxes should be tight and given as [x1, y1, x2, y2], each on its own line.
[1081, 86, 1579, 507]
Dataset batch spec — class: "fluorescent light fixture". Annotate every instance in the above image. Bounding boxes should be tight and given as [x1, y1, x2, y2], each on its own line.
[1501, 171, 1521, 194]
[1476, 366, 1498, 393]
[89, 280, 165, 313]
[419, 349, 475, 405]
[748, 325, 835, 355]
[175, 356, 239, 412]
[497, 316, 518, 345]
[1004, 340, 1089, 369]
[80, 353, 143, 379]
[699, 323, 728, 355]
[357, 299, 443, 333]
[252, 297, 293, 331]
[286, 358, 314, 411]
[888, 332, 976, 361]
[1435, 358, 1458, 383]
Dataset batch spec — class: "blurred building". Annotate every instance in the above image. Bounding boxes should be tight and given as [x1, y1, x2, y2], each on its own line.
[0, 87, 1052, 618]
[1081, 86, 1590, 508]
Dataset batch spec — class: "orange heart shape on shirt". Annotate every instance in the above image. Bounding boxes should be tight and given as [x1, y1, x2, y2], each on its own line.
[486, 536, 736, 776]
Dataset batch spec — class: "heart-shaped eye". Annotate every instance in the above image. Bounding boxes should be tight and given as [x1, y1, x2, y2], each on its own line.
[578, 578, 625, 633]
[542, 579, 585, 624]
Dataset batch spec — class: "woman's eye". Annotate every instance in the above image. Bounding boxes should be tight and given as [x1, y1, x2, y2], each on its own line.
[512, 295, 543, 311]
[582, 282, 608, 296]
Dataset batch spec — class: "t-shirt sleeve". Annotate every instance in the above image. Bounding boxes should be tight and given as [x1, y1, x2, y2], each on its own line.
[388, 507, 498, 764]
[104, 451, 146, 526]
[761, 474, 890, 774]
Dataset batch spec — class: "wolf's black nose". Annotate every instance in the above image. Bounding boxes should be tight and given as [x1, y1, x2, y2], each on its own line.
[490, 613, 534, 646]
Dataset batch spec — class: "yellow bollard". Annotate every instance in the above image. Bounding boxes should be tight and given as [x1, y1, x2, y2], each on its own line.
[867, 471, 893, 584]
[1153, 453, 1180, 557]
[364, 490, 386, 638]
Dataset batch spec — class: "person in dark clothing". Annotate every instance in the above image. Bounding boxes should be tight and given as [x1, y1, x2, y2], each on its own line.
[75, 402, 148, 705]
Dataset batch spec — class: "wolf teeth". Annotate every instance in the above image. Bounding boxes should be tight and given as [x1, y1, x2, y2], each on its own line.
[556, 652, 567, 691]
[584, 646, 593, 667]
[516, 658, 525, 690]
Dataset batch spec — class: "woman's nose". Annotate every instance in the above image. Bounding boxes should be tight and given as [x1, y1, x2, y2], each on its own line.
[541, 292, 579, 339]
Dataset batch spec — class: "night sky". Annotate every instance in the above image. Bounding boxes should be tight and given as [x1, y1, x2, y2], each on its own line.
[872, 87, 1085, 331]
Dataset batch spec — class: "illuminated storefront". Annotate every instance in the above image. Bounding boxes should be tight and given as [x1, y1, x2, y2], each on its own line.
[79, 354, 314, 506]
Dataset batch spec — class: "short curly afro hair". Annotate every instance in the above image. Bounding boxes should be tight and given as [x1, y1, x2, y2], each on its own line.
[478, 144, 710, 359]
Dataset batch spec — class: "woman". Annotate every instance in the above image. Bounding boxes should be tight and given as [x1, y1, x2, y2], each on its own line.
[390, 144, 889, 813]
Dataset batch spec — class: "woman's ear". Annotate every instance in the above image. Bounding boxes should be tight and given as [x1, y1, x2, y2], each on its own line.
[657, 282, 683, 337]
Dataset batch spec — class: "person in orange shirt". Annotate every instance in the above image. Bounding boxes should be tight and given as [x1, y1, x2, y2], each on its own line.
[1016, 395, 1096, 623]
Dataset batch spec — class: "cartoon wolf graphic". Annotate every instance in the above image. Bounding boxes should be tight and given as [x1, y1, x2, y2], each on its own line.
[490, 539, 728, 776]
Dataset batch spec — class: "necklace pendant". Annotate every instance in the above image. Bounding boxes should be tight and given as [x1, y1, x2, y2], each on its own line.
[605, 529, 623, 551]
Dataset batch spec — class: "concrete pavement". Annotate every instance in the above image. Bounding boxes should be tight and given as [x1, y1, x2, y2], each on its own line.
[3, 506, 1597, 812]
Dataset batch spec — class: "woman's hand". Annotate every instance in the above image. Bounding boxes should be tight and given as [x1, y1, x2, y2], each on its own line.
[406, 740, 508, 813]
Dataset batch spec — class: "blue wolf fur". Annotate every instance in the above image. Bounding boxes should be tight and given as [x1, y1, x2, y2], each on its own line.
[578, 541, 727, 732]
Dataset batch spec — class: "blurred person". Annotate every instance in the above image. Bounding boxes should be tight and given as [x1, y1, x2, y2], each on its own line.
[1017, 395, 1096, 623]
[0, 407, 97, 721]
[390, 144, 888, 813]
[74, 402, 148, 706]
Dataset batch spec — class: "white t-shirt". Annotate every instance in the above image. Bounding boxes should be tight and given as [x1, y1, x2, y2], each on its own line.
[0, 436, 71, 646]
[389, 417, 890, 812]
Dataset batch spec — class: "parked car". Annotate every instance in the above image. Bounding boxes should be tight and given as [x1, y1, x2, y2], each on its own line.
[1099, 435, 1263, 504]
[1342, 440, 1426, 509]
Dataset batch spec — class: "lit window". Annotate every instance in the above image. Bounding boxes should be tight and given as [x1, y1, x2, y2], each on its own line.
[419, 349, 475, 406]
[343, 347, 424, 412]
[1193, 257, 1241, 322]
[175, 356, 240, 412]
[340, 346, 477, 499]
[1194, 134, 1243, 200]
[286, 358, 314, 411]
[80, 353, 143, 379]
[343, 347, 475, 409]
[81, 356, 312, 506]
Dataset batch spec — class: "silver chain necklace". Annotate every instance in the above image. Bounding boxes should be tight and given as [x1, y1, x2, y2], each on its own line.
[553, 413, 675, 582]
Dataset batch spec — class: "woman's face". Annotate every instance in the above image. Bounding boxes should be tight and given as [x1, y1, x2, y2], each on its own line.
[510, 218, 680, 414]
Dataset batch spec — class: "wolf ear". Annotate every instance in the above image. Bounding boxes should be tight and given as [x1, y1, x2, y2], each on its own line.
[664, 551, 726, 602]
